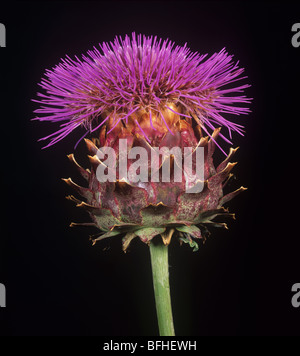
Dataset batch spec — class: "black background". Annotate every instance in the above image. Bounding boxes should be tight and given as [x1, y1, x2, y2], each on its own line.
[0, 0, 300, 336]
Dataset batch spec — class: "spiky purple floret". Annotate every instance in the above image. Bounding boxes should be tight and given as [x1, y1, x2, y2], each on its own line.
[33, 32, 251, 148]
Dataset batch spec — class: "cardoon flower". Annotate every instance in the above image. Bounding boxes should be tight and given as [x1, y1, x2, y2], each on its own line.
[33, 33, 251, 336]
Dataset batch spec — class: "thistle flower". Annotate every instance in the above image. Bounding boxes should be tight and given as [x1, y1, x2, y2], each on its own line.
[33, 33, 251, 336]
[33, 33, 250, 150]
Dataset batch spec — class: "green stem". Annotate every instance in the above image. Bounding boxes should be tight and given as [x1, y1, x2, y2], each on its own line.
[149, 241, 175, 336]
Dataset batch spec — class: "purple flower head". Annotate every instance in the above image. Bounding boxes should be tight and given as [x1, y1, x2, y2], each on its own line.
[33, 32, 251, 148]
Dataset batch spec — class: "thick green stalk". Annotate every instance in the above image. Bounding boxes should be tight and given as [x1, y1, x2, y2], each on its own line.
[149, 241, 175, 336]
